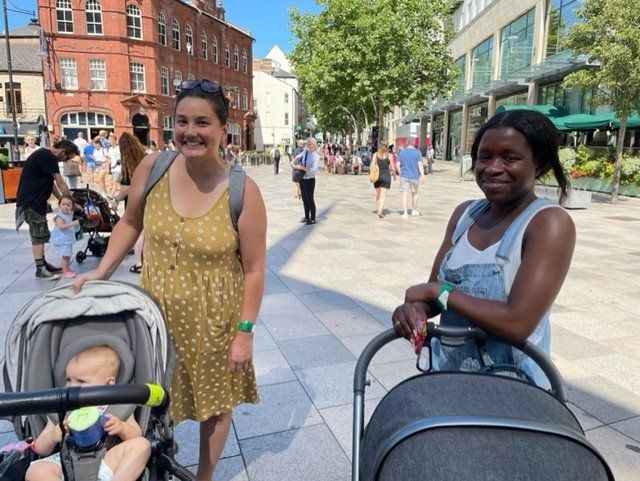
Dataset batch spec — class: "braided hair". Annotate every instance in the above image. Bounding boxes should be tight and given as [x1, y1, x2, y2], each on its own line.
[471, 110, 569, 204]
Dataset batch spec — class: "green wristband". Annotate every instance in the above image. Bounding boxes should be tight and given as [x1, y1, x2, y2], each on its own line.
[436, 283, 454, 310]
[237, 320, 255, 333]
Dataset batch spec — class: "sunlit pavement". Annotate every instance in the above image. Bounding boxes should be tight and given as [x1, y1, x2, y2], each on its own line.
[1, 161, 639, 479]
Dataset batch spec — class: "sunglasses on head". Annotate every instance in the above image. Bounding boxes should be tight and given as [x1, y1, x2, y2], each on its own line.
[180, 79, 223, 95]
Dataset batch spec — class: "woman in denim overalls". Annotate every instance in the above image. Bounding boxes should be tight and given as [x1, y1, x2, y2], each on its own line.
[392, 110, 576, 388]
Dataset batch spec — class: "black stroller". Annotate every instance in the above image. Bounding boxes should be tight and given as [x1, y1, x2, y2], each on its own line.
[0, 281, 196, 481]
[71, 185, 120, 264]
[352, 324, 615, 481]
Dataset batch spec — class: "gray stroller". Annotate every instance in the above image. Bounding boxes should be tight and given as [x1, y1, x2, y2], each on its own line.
[1, 281, 196, 481]
[352, 323, 615, 481]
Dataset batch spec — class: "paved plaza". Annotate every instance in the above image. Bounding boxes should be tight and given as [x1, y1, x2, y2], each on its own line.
[0, 161, 639, 480]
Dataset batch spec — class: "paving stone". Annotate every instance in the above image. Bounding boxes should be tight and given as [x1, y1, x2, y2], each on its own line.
[611, 416, 640, 443]
[299, 290, 359, 312]
[314, 308, 386, 338]
[340, 333, 414, 365]
[586, 426, 640, 481]
[368, 359, 421, 391]
[551, 325, 617, 360]
[174, 419, 240, 467]
[567, 402, 604, 431]
[295, 361, 386, 410]
[253, 325, 278, 353]
[567, 376, 640, 424]
[233, 381, 323, 439]
[253, 349, 296, 386]
[241, 424, 351, 481]
[186, 456, 248, 480]
[320, 399, 381, 460]
[278, 334, 355, 370]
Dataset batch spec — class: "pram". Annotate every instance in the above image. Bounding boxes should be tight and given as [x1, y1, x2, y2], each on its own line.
[352, 324, 615, 481]
[70, 186, 120, 264]
[0, 281, 196, 481]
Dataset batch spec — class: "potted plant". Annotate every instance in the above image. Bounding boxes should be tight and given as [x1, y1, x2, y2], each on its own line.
[536, 147, 593, 209]
[0, 152, 23, 202]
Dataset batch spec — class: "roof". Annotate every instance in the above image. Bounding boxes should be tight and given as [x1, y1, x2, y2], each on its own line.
[9, 23, 40, 38]
[0, 43, 42, 72]
[272, 68, 295, 79]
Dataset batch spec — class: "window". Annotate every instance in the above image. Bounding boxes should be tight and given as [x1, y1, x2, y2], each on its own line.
[89, 59, 106, 90]
[233, 46, 239, 70]
[185, 25, 194, 55]
[201, 33, 208, 60]
[228, 123, 241, 146]
[212, 36, 218, 63]
[471, 36, 493, 88]
[172, 19, 180, 50]
[284, 92, 289, 104]
[160, 67, 169, 95]
[242, 50, 247, 74]
[4, 82, 22, 115]
[224, 43, 230, 67]
[60, 58, 78, 90]
[547, 0, 582, 57]
[174, 71, 182, 92]
[126, 3, 142, 39]
[453, 55, 466, 94]
[130, 62, 145, 92]
[232, 87, 239, 108]
[187, 74, 195, 81]
[85, 0, 103, 35]
[56, 0, 73, 33]
[158, 13, 167, 46]
[539, 81, 571, 109]
[500, 8, 535, 78]
[163, 116, 174, 143]
[242, 89, 248, 110]
[284, 112, 289, 126]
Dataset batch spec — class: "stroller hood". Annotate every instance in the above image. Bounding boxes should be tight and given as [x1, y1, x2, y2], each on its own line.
[3, 280, 169, 395]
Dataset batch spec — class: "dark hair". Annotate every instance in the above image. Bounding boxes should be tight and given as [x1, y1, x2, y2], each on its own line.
[175, 82, 230, 125]
[59, 193, 75, 205]
[53, 138, 80, 158]
[118, 132, 146, 183]
[471, 110, 569, 204]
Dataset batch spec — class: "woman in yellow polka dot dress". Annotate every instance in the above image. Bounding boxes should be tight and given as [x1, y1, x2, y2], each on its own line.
[73, 80, 266, 480]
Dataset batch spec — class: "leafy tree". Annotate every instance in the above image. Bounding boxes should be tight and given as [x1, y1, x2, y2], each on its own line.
[289, 0, 457, 140]
[562, 0, 640, 203]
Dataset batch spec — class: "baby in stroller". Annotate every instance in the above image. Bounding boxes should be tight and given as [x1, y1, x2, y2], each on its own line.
[26, 345, 150, 481]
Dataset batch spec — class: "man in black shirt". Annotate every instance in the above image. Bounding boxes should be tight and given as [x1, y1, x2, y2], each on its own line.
[16, 139, 79, 280]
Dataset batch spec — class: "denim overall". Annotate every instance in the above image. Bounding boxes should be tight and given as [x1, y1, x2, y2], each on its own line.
[434, 198, 553, 388]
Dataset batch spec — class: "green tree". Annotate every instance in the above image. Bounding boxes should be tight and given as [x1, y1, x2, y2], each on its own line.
[289, 0, 456, 140]
[562, 0, 640, 203]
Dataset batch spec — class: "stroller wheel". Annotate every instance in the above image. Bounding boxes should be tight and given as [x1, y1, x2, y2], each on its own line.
[76, 251, 86, 264]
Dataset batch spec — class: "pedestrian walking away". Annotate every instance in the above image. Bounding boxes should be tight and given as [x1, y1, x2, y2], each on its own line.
[294, 138, 319, 225]
[272, 145, 281, 174]
[397, 140, 426, 217]
[372, 140, 393, 218]
[14, 139, 80, 280]
[392, 110, 575, 387]
[73, 79, 267, 481]
[426, 144, 435, 174]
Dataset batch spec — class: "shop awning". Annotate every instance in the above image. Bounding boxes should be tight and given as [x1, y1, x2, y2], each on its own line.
[494, 104, 569, 118]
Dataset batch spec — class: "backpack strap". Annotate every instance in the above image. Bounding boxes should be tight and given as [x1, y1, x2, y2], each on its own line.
[143, 150, 180, 205]
[228, 164, 246, 233]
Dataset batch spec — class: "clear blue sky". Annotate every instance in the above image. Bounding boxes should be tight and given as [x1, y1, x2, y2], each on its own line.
[5, 0, 320, 58]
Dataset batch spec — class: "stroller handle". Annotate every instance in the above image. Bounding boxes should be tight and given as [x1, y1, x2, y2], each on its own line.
[0, 384, 169, 418]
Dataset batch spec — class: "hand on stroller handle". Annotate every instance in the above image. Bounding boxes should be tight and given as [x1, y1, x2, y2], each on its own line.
[0, 383, 169, 418]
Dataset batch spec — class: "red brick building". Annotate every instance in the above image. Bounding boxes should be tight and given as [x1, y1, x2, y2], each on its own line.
[38, 0, 254, 148]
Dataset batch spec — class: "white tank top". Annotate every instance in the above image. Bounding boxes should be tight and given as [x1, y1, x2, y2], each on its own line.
[446, 204, 561, 296]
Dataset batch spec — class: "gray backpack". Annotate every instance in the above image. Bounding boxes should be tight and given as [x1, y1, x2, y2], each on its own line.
[143, 151, 246, 232]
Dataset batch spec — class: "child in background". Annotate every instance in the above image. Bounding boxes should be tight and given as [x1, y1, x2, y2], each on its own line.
[25, 345, 151, 481]
[50, 194, 80, 279]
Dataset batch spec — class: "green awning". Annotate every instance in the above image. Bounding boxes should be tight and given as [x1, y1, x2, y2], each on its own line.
[562, 113, 618, 130]
[494, 104, 569, 118]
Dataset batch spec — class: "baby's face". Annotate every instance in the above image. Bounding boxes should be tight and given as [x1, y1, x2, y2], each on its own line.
[59, 199, 73, 215]
[65, 357, 114, 387]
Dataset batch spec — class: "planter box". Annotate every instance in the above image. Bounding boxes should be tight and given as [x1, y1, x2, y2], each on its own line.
[1, 167, 22, 202]
[535, 185, 592, 209]
[538, 177, 640, 197]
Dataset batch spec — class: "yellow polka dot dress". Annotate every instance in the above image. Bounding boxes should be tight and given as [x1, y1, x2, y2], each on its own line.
[141, 174, 259, 424]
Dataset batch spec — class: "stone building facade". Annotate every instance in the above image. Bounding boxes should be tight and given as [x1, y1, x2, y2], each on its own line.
[38, 0, 254, 148]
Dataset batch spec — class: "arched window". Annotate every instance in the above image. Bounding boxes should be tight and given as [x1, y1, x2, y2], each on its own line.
[201, 33, 208, 60]
[233, 45, 239, 70]
[172, 19, 180, 50]
[158, 12, 167, 46]
[56, 0, 73, 33]
[126, 3, 142, 39]
[224, 42, 230, 68]
[85, 0, 102, 35]
[212, 36, 218, 63]
[185, 25, 194, 55]
[242, 49, 247, 74]
[242, 89, 248, 110]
